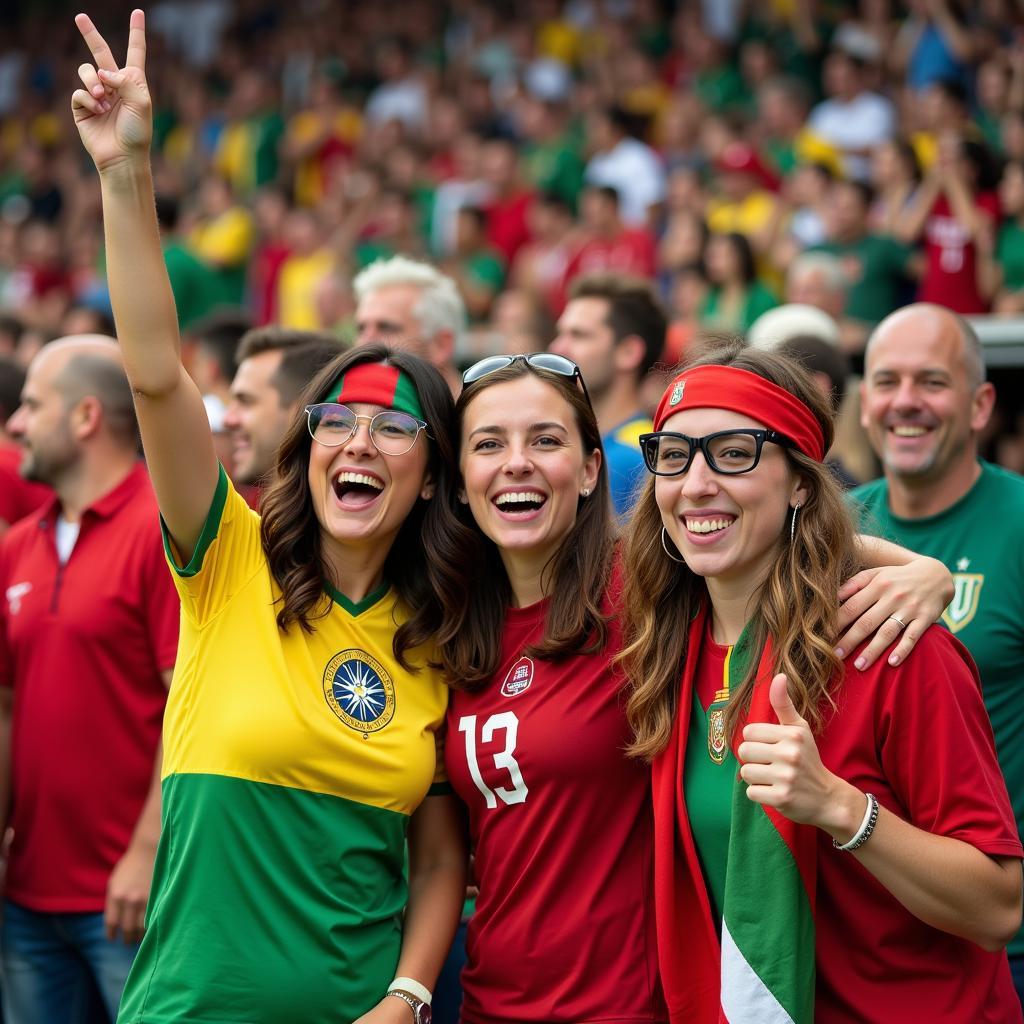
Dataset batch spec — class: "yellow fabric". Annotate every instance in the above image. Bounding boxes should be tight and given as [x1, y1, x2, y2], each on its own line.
[276, 248, 336, 329]
[537, 20, 581, 64]
[163, 479, 449, 815]
[215, 122, 252, 193]
[189, 207, 254, 267]
[911, 131, 938, 173]
[288, 110, 363, 207]
[707, 193, 782, 290]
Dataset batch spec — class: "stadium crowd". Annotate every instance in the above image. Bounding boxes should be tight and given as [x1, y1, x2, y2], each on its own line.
[3, 2, 1024, 1023]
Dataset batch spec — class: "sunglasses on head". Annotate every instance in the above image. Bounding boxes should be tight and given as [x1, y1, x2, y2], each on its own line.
[461, 353, 591, 404]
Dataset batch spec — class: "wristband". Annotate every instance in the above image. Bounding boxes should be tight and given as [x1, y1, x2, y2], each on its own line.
[388, 977, 432, 1005]
[833, 792, 879, 852]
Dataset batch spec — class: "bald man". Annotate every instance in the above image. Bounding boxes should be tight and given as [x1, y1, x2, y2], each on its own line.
[851, 304, 1024, 1001]
[0, 336, 179, 1023]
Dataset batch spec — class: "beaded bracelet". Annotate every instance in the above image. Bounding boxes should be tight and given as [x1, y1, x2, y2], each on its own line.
[833, 792, 879, 852]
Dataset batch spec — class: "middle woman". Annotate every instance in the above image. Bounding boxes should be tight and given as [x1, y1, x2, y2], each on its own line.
[440, 352, 953, 1024]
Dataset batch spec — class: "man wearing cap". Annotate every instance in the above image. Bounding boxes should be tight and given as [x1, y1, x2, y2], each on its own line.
[0, 336, 179, 1022]
[852, 303, 1024, 1005]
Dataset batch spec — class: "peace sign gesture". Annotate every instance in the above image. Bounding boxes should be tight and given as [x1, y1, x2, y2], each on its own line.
[72, 9, 152, 173]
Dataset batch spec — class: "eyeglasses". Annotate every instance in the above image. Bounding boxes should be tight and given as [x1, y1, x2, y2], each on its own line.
[638, 429, 795, 476]
[461, 353, 590, 403]
[304, 403, 431, 456]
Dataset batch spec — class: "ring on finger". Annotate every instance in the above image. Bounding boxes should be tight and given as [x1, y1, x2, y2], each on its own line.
[888, 614, 908, 629]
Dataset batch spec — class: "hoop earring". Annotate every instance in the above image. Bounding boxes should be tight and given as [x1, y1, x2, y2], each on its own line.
[661, 527, 685, 563]
[790, 503, 801, 543]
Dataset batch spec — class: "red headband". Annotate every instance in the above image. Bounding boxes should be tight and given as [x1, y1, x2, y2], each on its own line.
[653, 365, 826, 461]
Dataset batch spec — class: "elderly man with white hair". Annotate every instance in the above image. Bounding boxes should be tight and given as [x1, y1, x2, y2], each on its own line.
[353, 255, 467, 394]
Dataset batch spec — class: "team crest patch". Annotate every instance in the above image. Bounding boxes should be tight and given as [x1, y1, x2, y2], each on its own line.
[500, 656, 534, 697]
[942, 572, 984, 634]
[669, 381, 685, 406]
[323, 649, 396, 737]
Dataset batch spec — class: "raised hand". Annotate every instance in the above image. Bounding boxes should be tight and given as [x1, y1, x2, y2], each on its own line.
[71, 9, 151, 173]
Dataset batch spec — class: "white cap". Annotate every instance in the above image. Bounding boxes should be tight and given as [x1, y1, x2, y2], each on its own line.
[747, 304, 841, 351]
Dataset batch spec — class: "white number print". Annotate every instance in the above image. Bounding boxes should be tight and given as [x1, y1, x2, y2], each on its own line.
[458, 712, 529, 809]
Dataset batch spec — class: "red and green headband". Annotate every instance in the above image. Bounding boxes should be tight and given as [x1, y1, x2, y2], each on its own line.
[326, 362, 424, 420]
[653, 364, 826, 462]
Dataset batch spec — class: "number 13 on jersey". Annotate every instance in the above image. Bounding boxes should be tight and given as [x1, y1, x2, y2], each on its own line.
[458, 713, 529, 808]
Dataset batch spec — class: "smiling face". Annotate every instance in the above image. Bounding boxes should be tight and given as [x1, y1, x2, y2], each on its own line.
[655, 406, 806, 593]
[223, 350, 295, 484]
[860, 307, 993, 484]
[460, 375, 601, 574]
[307, 401, 433, 557]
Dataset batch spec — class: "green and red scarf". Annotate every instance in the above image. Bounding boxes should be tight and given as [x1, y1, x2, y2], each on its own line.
[651, 602, 817, 1024]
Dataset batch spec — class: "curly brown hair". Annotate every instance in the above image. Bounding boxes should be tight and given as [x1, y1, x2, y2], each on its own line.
[258, 344, 463, 669]
[619, 341, 858, 760]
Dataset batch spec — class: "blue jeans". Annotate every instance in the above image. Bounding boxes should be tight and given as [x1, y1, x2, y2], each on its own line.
[1, 900, 138, 1024]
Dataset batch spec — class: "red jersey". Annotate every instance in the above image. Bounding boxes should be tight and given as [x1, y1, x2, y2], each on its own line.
[485, 191, 534, 265]
[446, 592, 665, 1023]
[815, 627, 1021, 1023]
[559, 228, 657, 308]
[0, 444, 50, 528]
[918, 191, 1000, 314]
[0, 463, 180, 911]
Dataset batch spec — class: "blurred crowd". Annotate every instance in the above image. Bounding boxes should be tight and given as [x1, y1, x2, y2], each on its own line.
[2, 0, 1024, 478]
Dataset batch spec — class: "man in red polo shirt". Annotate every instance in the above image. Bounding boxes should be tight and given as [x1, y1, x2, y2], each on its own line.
[0, 335, 179, 1024]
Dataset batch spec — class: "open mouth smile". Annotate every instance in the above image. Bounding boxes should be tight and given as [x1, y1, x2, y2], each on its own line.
[332, 469, 385, 510]
[492, 489, 548, 519]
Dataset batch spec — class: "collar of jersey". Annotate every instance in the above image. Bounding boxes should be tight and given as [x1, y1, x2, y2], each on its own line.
[324, 579, 390, 617]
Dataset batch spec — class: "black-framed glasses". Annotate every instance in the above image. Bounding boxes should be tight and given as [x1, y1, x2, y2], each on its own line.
[638, 429, 795, 477]
[461, 353, 590, 403]
[304, 403, 431, 456]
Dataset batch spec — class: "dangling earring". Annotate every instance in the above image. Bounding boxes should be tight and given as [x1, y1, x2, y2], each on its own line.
[790, 502, 801, 543]
[661, 527, 685, 563]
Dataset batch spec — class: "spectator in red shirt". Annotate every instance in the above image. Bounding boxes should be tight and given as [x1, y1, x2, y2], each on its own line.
[481, 137, 535, 266]
[0, 335, 179, 1023]
[0, 355, 50, 537]
[897, 135, 1001, 314]
[560, 185, 657, 305]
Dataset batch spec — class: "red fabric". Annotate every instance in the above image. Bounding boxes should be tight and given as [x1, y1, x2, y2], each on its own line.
[558, 227, 657, 307]
[328, 362, 400, 408]
[918, 191, 1000, 314]
[653, 364, 826, 460]
[0, 463, 179, 912]
[485, 190, 534, 264]
[0, 444, 50, 528]
[250, 241, 291, 325]
[446, 583, 665, 1023]
[653, 619, 1023, 1024]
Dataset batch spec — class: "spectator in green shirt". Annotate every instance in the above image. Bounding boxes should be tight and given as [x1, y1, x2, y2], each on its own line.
[994, 159, 1024, 314]
[811, 178, 919, 332]
[442, 206, 506, 323]
[155, 194, 222, 331]
[698, 231, 778, 334]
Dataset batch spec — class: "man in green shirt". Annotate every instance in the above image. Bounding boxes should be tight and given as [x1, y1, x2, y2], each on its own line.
[812, 179, 918, 330]
[851, 303, 1024, 1001]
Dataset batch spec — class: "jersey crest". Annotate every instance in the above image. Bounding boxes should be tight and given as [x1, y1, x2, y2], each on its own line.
[500, 656, 534, 697]
[323, 649, 396, 736]
[942, 572, 984, 634]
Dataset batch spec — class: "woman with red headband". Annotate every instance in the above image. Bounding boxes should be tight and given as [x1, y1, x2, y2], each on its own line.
[620, 343, 1023, 1024]
[437, 350, 957, 1024]
[72, 13, 463, 1023]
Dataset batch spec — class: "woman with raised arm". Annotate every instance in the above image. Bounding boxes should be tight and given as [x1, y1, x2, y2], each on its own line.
[621, 343, 1023, 1024]
[436, 351, 954, 1023]
[72, 12, 464, 1024]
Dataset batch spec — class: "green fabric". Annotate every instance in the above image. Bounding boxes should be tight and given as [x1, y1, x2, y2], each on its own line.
[851, 461, 1024, 955]
[719, 623, 816, 1024]
[118, 773, 408, 1023]
[162, 241, 223, 330]
[328, 365, 424, 420]
[812, 235, 914, 325]
[997, 221, 1024, 291]
[324, 579, 391, 616]
[699, 282, 778, 333]
[251, 111, 285, 190]
[522, 138, 585, 209]
[693, 65, 748, 113]
[683, 690, 735, 923]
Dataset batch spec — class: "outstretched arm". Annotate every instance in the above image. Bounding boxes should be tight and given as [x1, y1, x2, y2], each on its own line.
[73, 10, 218, 561]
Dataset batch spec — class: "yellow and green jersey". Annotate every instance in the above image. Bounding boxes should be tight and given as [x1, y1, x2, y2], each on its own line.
[119, 469, 449, 1024]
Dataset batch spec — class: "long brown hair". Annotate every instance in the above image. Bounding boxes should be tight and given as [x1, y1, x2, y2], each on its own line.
[620, 342, 858, 760]
[438, 360, 615, 689]
[259, 345, 464, 668]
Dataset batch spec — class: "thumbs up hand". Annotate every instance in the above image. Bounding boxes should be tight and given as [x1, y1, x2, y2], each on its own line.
[737, 674, 845, 829]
